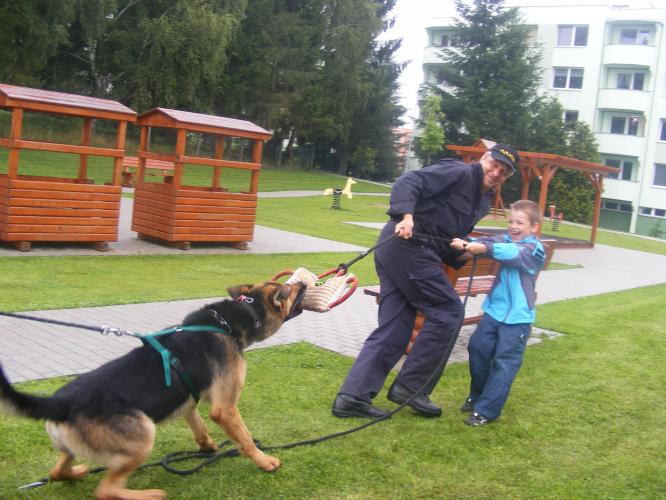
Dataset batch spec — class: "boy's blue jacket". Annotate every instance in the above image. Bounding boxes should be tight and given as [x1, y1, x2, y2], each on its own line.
[472, 233, 546, 324]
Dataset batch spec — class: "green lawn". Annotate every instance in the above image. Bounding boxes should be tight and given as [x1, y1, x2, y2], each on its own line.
[1, 284, 664, 498]
[0, 149, 391, 193]
[257, 195, 389, 247]
[0, 252, 378, 312]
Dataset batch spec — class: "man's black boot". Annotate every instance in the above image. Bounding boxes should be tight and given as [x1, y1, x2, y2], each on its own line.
[387, 381, 442, 417]
[332, 393, 390, 418]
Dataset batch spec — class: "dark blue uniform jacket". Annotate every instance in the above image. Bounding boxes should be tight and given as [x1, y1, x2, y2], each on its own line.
[387, 159, 495, 266]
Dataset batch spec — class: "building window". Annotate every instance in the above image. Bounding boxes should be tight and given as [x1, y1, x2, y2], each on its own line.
[619, 28, 651, 45]
[564, 110, 579, 123]
[557, 25, 589, 46]
[602, 200, 632, 212]
[553, 68, 583, 89]
[609, 115, 641, 136]
[617, 72, 645, 90]
[654, 164, 666, 187]
[660, 119, 666, 141]
[605, 158, 634, 181]
[433, 30, 457, 47]
[640, 207, 652, 216]
[656, 209, 666, 217]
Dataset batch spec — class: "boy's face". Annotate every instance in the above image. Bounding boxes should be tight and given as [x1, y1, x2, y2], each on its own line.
[508, 209, 539, 242]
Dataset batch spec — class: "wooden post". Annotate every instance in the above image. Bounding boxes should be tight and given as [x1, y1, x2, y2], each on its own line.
[537, 164, 558, 237]
[112, 121, 127, 186]
[589, 173, 603, 247]
[7, 108, 23, 179]
[213, 136, 225, 188]
[137, 126, 148, 184]
[79, 117, 92, 181]
[174, 129, 187, 189]
[250, 140, 263, 194]
[520, 164, 530, 199]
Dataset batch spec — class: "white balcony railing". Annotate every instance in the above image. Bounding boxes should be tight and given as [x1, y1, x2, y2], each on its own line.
[603, 43, 656, 68]
[597, 88, 652, 112]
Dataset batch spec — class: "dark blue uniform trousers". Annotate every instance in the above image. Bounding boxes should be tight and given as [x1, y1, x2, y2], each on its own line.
[467, 313, 531, 420]
[339, 223, 464, 402]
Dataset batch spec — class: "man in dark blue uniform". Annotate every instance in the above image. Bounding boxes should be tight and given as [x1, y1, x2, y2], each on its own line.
[332, 143, 520, 418]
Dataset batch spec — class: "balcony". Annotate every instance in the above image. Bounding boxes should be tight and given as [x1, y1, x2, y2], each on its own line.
[603, 43, 656, 68]
[596, 132, 644, 155]
[423, 45, 449, 65]
[603, 178, 640, 202]
[597, 88, 651, 112]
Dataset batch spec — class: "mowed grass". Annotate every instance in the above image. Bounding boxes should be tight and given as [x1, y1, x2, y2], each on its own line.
[0, 252, 378, 312]
[1, 284, 664, 498]
[257, 195, 666, 256]
[0, 149, 391, 193]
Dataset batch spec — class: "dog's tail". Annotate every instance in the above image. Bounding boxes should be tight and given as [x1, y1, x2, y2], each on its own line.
[0, 363, 69, 421]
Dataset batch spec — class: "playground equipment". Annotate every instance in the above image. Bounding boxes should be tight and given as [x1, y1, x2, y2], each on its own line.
[0, 84, 136, 252]
[324, 177, 356, 209]
[130, 108, 272, 250]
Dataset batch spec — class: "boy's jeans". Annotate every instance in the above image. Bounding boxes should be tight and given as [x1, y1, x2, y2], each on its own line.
[467, 314, 531, 420]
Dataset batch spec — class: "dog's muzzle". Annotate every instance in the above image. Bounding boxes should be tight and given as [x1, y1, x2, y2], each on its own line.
[285, 283, 307, 321]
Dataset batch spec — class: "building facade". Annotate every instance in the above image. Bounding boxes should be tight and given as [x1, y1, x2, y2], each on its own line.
[422, 1, 666, 238]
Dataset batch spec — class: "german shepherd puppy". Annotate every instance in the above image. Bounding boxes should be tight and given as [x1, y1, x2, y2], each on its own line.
[0, 280, 306, 499]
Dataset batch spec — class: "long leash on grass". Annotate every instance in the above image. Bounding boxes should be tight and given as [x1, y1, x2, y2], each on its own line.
[15, 232, 478, 489]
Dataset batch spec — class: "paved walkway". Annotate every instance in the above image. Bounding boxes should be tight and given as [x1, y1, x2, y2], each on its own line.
[2, 193, 666, 382]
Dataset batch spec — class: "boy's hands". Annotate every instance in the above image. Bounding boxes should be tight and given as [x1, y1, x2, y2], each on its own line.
[450, 238, 467, 251]
[451, 238, 487, 255]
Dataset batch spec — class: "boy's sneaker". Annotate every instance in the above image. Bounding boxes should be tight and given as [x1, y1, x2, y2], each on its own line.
[460, 398, 474, 412]
[465, 412, 490, 427]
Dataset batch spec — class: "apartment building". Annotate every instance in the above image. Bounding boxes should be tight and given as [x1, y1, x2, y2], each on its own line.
[422, 1, 666, 237]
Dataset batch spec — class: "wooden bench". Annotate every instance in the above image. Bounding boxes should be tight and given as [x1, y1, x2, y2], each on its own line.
[363, 243, 554, 353]
[121, 157, 175, 187]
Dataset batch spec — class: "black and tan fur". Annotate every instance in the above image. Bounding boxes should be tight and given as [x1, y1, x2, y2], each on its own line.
[0, 280, 306, 499]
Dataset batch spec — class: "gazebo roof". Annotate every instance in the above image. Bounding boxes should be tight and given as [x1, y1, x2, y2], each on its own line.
[447, 140, 618, 176]
[0, 83, 136, 121]
[137, 108, 272, 140]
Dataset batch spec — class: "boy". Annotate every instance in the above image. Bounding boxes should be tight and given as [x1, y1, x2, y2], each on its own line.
[450, 200, 546, 427]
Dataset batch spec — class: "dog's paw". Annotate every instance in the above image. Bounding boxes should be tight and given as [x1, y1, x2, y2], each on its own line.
[252, 451, 281, 472]
[197, 436, 217, 452]
[49, 464, 89, 481]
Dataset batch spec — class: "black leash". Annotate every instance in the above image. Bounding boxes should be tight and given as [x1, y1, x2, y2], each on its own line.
[335, 231, 459, 275]
[15, 230, 478, 489]
[0, 311, 132, 336]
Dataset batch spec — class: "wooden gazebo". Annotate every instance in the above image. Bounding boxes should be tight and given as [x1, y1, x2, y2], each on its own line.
[447, 139, 620, 247]
[0, 84, 136, 251]
[131, 108, 272, 250]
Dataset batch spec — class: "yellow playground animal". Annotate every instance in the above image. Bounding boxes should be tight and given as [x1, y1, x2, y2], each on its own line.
[324, 177, 357, 199]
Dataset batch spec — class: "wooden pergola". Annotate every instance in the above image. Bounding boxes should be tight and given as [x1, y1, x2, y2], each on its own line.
[447, 139, 620, 246]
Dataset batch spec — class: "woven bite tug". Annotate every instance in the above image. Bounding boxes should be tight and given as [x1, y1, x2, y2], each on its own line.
[285, 267, 355, 313]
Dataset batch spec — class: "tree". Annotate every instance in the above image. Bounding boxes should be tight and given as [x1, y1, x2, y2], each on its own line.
[419, 93, 446, 165]
[0, 0, 75, 86]
[428, 0, 542, 147]
[220, 0, 330, 165]
[343, 35, 405, 180]
[42, 0, 246, 111]
[546, 120, 600, 224]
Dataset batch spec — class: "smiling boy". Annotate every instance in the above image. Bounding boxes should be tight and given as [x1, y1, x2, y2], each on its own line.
[450, 200, 546, 426]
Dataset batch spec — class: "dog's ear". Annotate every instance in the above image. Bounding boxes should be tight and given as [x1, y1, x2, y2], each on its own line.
[272, 284, 291, 309]
[227, 284, 254, 299]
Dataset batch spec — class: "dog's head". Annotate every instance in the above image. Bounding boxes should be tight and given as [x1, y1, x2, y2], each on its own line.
[226, 281, 307, 344]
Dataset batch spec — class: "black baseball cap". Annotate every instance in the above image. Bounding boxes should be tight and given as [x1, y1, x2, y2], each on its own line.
[490, 143, 519, 173]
